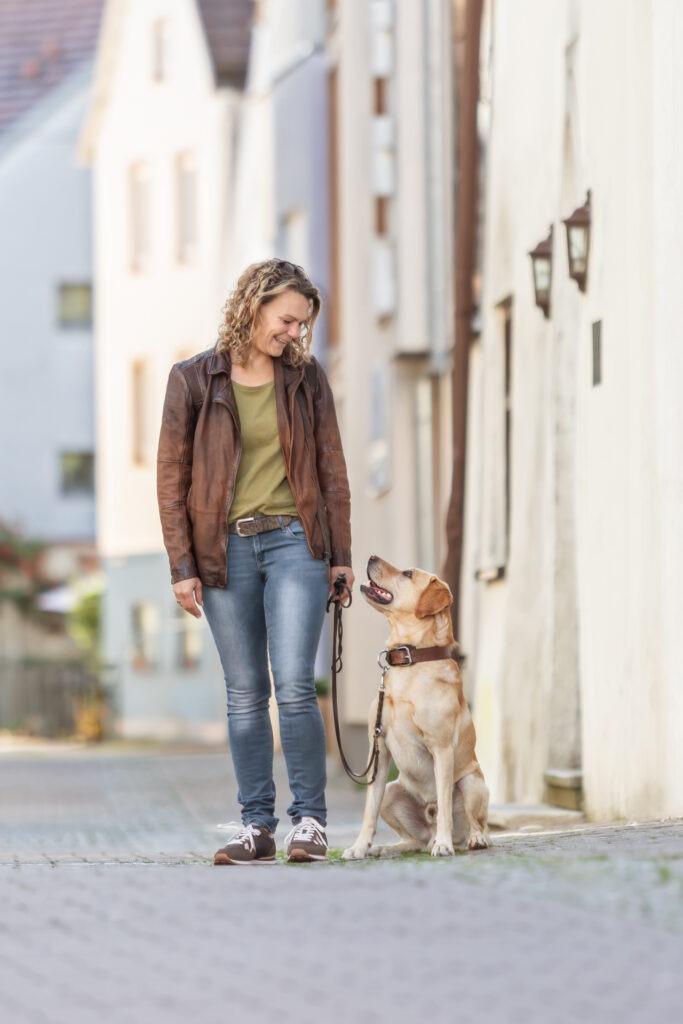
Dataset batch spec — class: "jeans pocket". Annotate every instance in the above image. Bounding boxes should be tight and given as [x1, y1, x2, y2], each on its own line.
[284, 518, 306, 539]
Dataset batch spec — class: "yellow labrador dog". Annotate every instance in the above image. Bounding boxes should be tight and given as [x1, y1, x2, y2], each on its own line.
[343, 556, 489, 859]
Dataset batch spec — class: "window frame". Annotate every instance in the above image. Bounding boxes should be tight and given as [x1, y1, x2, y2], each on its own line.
[175, 152, 198, 265]
[128, 162, 152, 273]
[59, 452, 95, 497]
[57, 282, 93, 329]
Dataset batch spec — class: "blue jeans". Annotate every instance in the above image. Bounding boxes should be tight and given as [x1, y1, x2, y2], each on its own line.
[202, 518, 329, 834]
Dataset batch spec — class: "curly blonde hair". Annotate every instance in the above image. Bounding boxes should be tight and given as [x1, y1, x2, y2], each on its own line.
[217, 259, 322, 367]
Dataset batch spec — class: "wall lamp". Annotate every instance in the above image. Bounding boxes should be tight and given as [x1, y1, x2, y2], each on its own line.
[529, 225, 553, 319]
[563, 190, 591, 292]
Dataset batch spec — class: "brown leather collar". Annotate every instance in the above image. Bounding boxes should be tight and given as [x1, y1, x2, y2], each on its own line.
[379, 643, 460, 670]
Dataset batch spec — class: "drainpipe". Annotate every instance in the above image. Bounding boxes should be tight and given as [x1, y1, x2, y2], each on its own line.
[442, 0, 482, 637]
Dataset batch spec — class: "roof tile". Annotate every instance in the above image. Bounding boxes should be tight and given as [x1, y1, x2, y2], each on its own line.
[0, 0, 105, 134]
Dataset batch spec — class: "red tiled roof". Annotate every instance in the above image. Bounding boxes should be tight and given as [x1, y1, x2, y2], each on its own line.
[0, 0, 105, 135]
[196, 0, 253, 88]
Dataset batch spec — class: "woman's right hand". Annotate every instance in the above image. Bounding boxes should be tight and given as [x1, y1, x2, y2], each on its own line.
[173, 578, 203, 619]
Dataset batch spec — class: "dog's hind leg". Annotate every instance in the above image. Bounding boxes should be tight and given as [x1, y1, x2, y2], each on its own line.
[456, 771, 490, 850]
[368, 781, 432, 857]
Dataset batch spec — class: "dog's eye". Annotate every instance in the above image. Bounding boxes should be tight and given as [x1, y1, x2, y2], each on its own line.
[402, 570, 413, 578]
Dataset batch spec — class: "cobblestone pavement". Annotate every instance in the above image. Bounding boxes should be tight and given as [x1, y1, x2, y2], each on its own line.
[1, 742, 683, 1023]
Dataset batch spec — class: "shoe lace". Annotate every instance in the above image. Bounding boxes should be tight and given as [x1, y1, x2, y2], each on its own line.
[216, 821, 265, 852]
[286, 816, 326, 845]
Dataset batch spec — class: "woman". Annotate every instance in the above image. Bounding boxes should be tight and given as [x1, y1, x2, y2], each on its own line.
[157, 259, 353, 865]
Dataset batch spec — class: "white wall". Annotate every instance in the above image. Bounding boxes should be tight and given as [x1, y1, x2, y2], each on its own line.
[334, 0, 455, 731]
[82, 0, 244, 738]
[0, 75, 96, 542]
[574, 0, 660, 818]
[88, 0, 240, 560]
[651, 0, 683, 815]
[464, 0, 683, 818]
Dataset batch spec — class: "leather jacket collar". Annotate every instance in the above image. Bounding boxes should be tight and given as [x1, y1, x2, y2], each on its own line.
[206, 344, 306, 389]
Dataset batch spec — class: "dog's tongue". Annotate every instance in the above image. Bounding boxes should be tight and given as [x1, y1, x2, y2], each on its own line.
[369, 580, 392, 601]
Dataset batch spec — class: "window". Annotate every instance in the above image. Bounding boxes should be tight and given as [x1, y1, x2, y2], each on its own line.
[370, 0, 394, 75]
[280, 208, 308, 267]
[374, 195, 390, 236]
[372, 240, 395, 319]
[131, 603, 160, 669]
[175, 606, 203, 670]
[129, 163, 151, 272]
[176, 153, 198, 264]
[58, 283, 92, 328]
[152, 19, 168, 82]
[370, 5, 395, 320]
[592, 320, 602, 386]
[374, 76, 389, 116]
[367, 363, 391, 497]
[131, 360, 153, 466]
[60, 453, 95, 496]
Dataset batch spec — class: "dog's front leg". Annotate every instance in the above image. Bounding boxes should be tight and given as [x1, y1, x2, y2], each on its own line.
[431, 745, 456, 856]
[342, 742, 392, 860]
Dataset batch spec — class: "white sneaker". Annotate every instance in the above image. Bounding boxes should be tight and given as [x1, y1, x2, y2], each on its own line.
[283, 816, 328, 862]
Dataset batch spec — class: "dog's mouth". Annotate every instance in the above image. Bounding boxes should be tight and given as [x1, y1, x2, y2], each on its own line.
[360, 578, 394, 605]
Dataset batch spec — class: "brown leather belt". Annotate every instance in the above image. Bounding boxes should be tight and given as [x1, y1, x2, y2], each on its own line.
[228, 515, 298, 537]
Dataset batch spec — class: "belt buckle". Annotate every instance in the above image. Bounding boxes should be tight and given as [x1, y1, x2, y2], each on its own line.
[235, 516, 256, 537]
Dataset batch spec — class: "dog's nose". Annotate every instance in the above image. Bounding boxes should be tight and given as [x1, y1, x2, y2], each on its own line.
[368, 555, 379, 565]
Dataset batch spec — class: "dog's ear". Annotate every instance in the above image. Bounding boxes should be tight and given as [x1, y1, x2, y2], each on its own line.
[415, 578, 453, 619]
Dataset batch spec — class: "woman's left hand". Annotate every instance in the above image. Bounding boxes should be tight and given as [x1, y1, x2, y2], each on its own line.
[330, 566, 354, 602]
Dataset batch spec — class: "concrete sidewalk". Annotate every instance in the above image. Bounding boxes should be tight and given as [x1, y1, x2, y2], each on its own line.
[1, 742, 682, 1024]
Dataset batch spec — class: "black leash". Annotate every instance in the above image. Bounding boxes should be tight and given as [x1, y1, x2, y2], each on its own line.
[327, 575, 385, 785]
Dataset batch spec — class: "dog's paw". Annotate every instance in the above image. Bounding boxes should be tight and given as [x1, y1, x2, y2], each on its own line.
[342, 845, 369, 861]
[467, 831, 490, 850]
[430, 840, 455, 857]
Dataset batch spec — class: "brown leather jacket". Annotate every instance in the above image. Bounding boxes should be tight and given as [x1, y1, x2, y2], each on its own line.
[157, 346, 352, 587]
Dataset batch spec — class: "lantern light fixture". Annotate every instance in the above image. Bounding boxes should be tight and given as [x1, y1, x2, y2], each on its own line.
[563, 190, 591, 292]
[529, 226, 553, 319]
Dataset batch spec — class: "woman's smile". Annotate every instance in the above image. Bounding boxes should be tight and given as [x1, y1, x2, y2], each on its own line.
[249, 291, 311, 361]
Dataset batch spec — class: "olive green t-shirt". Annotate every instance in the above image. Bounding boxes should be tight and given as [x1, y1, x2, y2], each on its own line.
[228, 380, 299, 524]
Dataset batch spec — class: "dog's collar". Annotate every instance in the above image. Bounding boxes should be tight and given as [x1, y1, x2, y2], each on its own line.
[378, 643, 461, 670]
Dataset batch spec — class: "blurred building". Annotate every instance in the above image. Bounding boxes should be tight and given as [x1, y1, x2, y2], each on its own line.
[229, 0, 333, 695]
[225, 0, 458, 759]
[0, 0, 104, 581]
[461, 0, 683, 819]
[80, 0, 252, 739]
[325, 0, 457, 755]
[230, 1, 330, 288]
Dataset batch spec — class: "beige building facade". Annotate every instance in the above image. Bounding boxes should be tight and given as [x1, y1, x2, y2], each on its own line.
[327, 0, 456, 745]
[462, 0, 683, 819]
[80, 0, 251, 738]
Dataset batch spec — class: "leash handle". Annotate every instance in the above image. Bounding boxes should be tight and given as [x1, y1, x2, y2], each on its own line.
[327, 592, 384, 786]
[327, 572, 352, 611]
